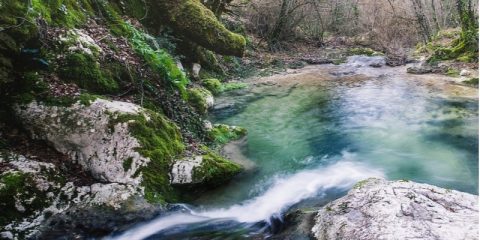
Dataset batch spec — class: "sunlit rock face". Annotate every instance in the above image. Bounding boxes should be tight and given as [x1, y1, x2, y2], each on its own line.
[312, 178, 478, 240]
[170, 156, 203, 184]
[15, 99, 150, 185]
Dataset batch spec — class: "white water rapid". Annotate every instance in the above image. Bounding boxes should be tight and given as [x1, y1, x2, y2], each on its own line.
[110, 161, 384, 240]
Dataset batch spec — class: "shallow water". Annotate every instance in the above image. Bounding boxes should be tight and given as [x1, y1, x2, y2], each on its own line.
[110, 57, 478, 239]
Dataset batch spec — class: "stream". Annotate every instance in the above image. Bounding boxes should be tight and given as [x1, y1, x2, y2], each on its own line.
[109, 56, 478, 240]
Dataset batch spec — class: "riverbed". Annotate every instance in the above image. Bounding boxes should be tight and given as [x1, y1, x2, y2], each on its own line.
[110, 56, 478, 239]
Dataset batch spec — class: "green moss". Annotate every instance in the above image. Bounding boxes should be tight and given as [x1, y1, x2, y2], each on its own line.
[154, 0, 246, 56]
[223, 82, 247, 92]
[347, 48, 382, 56]
[187, 87, 212, 115]
[30, 0, 94, 28]
[0, 1, 38, 40]
[40, 93, 101, 107]
[123, 23, 189, 97]
[202, 78, 222, 95]
[353, 179, 371, 189]
[463, 78, 479, 87]
[192, 148, 242, 187]
[123, 157, 134, 171]
[59, 53, 119, 93]
[0, 172, 50, 226]
[78, 93, 101, 106]
[446, 68, 460, 77]
[111, 111, 184, 203]
[208, 124, 247, 145]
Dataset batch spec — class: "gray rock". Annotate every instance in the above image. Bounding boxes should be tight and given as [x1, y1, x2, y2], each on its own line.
[15, 99, 151, 185]
[0, 154, 140, 239]
[407, 66, 432, 74]
[170, 156, 203, 184]
[312, 178, 478, 240]
[192, 63, 201, 79]
[460, 69, 471, 77]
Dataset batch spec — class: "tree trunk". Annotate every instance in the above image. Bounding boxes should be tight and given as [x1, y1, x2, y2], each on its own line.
[431, 0, 441, 34]
[268, 0, 289, 50]
[411, 0, 432, 43]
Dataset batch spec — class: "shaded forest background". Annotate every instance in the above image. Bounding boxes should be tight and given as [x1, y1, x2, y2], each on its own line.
[222, 0, 478, 61]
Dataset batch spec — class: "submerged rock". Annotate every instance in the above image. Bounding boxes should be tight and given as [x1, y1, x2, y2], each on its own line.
[312, 178, 478, 240]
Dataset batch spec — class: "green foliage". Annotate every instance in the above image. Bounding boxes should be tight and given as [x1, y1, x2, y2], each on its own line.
[111, 112, 184, 203]
[123, 23, 189, 97]
[463, 78, 479, 87]
[428, 29, 478, 63]
[208, 124, 247, 145]
[202, 78, 222, 95]
[187, 87, 212, 115]
[59, 53, 119, 93]
[40, 93, 101, 107]
[446, 68, 460, 77]
[223, 82, 247, 92]
[201, 78, 247, 95]
[192, 148, 242, 187]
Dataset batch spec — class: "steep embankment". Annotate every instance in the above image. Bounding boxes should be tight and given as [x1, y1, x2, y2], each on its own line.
[0, 0, 247, 238]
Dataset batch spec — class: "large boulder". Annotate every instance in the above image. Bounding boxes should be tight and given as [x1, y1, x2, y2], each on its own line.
[0, 154, 140, 239]
[312, 178, 478, 240]
[15, 99, 154, 185]
[14, 98, 187, 203]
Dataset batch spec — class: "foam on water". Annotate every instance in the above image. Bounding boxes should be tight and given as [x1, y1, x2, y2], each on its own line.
[109, 161, 383, 240]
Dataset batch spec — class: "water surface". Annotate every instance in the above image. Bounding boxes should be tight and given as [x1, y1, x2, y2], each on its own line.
[111, 57, 478, 239]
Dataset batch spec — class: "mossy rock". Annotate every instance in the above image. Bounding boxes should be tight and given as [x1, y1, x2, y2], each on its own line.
[59, 53, 119, 93]
[187, 87, 213, 115]
[0, 155, 61, 228]
[347, 48, 383, 56]
[112, 111, 185, 203]
[148, 0, 246, 56]
[192, 149, 242, 187]
[208, 124, 247, 145]
[202, 78, 222, 95]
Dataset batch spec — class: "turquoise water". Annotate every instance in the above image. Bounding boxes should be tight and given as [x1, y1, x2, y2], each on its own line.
[111, 63, 478, 239]
[200, 75, 478, 210]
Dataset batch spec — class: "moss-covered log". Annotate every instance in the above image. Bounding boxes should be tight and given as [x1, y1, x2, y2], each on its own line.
[147, 0, 246, 57]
